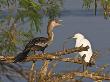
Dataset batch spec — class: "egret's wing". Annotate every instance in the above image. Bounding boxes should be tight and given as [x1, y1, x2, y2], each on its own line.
[81, 39, 92, 47]
[75, 39, 91, 47]
[80, 39, 93, 62]
[75, 40, 82, 47]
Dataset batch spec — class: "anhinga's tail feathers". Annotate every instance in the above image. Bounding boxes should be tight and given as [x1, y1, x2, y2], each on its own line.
[14, 50, 30, 63]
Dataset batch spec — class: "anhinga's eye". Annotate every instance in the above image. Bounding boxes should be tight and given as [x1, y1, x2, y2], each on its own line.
[55, 20, 59, 23]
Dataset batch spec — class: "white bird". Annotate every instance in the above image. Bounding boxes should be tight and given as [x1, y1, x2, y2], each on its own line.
[72, 33, 93, 70]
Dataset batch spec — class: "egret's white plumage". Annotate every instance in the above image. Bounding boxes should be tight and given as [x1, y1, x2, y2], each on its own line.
[73, 33, 93, 63]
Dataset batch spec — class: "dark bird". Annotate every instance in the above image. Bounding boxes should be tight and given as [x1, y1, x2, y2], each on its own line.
[14, 19, 62, 63]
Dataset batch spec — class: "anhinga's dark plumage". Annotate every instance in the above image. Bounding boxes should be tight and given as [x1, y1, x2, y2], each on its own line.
[24, 37, 49, 52]
[14, 19, 62, 63]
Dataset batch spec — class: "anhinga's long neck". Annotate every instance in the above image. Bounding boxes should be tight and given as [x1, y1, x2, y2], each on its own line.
[47, 25, 54, 42]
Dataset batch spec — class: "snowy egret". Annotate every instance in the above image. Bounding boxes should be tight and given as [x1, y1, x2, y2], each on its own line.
[72, 33, 93, 71]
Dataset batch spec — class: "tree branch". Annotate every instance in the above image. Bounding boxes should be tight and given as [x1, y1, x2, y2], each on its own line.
[38, 60, 50, 82]
[0, 46, 89, 63]
[47, 71, 110, 81]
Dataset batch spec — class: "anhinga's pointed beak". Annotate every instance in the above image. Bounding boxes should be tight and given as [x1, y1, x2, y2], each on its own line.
[59, 20, 63, 22]
[58, 19, 63, 25]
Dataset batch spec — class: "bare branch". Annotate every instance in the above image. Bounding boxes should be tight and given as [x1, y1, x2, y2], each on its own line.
[38, 60, 50, 82]
[47, 71, 110, 81]
[28, 62, 36, 82]
[0, 46, 89, 63]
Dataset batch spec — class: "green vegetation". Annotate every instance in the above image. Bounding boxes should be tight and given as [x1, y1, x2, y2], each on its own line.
[0, 0, 63, 55]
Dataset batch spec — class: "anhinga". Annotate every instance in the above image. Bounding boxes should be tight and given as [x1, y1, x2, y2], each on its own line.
[14, 19, 62, 63]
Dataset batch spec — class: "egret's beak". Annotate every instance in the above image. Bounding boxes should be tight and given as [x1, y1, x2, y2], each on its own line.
[72, 36, 76, 39]
[67, 36, 73, 39]
[67, 36, 76, 39]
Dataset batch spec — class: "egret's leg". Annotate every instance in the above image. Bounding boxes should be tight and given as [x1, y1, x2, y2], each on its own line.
[85, 63, 88, 70]
[79, 63, 85, 80]
[82, 54, 86, 71]
[82, 60, 85, 71]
